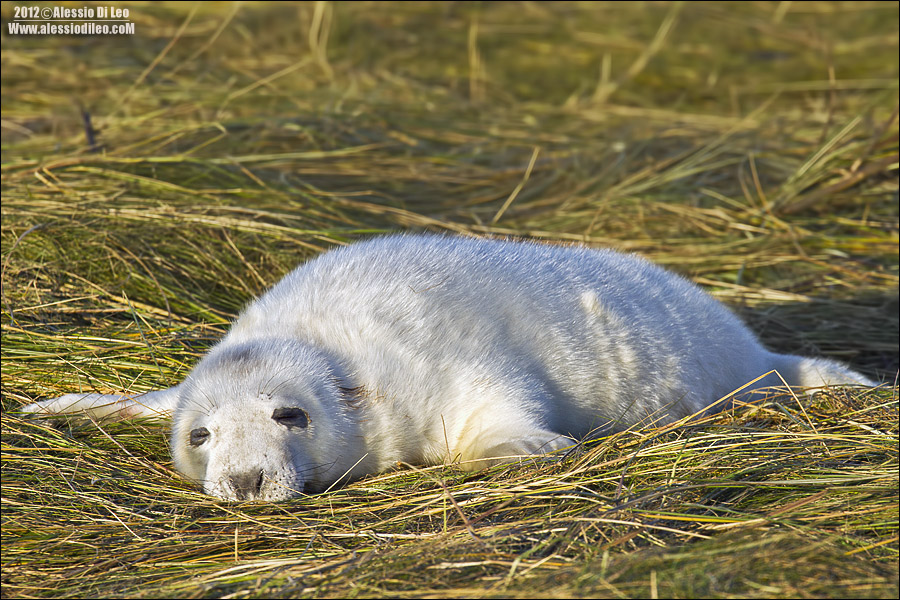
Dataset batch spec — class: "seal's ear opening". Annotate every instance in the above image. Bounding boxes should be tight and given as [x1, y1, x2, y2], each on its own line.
[333, 376, 367, 409]
[272, 407, 308, 429]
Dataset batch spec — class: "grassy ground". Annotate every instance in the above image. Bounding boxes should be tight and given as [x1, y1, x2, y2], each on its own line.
[1, 1, 898, 598]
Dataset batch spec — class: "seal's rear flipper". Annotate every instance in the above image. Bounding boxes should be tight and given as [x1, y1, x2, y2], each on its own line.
[767, 353, 878, 389]
[20, 386, 180, 421]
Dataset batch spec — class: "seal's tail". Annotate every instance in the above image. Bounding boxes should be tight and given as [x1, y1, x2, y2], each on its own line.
[767, 353, 877, 389]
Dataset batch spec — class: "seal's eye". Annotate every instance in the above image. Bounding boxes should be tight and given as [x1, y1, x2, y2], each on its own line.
[272, 407, 308, 429]
[190, 427, 210, 447]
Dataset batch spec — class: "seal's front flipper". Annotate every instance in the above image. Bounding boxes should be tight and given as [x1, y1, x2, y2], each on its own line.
[20, 386, 181, 421]
[457, 426, 576, 471]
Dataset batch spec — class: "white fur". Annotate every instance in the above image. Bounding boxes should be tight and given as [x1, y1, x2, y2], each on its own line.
[21, 234, 877, 500]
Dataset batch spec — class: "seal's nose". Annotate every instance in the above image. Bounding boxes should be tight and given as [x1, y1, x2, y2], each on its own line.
[229, 469, 264, 500]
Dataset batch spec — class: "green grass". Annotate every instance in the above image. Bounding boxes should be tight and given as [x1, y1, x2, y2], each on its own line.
[2, 1, 898, 598]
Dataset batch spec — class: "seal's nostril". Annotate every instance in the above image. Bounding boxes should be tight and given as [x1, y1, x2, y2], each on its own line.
[230, 469, 264, 500]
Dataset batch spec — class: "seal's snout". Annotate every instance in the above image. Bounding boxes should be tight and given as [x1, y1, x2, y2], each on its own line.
[229, 469, 265, 500]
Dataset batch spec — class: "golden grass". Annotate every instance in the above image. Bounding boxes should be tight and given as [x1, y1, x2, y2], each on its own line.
[3, 389, 896, 597]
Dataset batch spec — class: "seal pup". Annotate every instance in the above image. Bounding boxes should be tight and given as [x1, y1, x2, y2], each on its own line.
[22, 234, 876, 501]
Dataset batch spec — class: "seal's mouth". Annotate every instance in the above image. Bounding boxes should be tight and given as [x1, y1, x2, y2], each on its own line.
[204, 471, 309, 501]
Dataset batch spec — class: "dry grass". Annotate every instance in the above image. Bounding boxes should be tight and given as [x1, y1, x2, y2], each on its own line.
[3, 390, 897, 598]
[1, 1, 898, 598]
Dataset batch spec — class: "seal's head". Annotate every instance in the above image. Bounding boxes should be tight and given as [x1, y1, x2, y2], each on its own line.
[170, 340, 360, 501]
